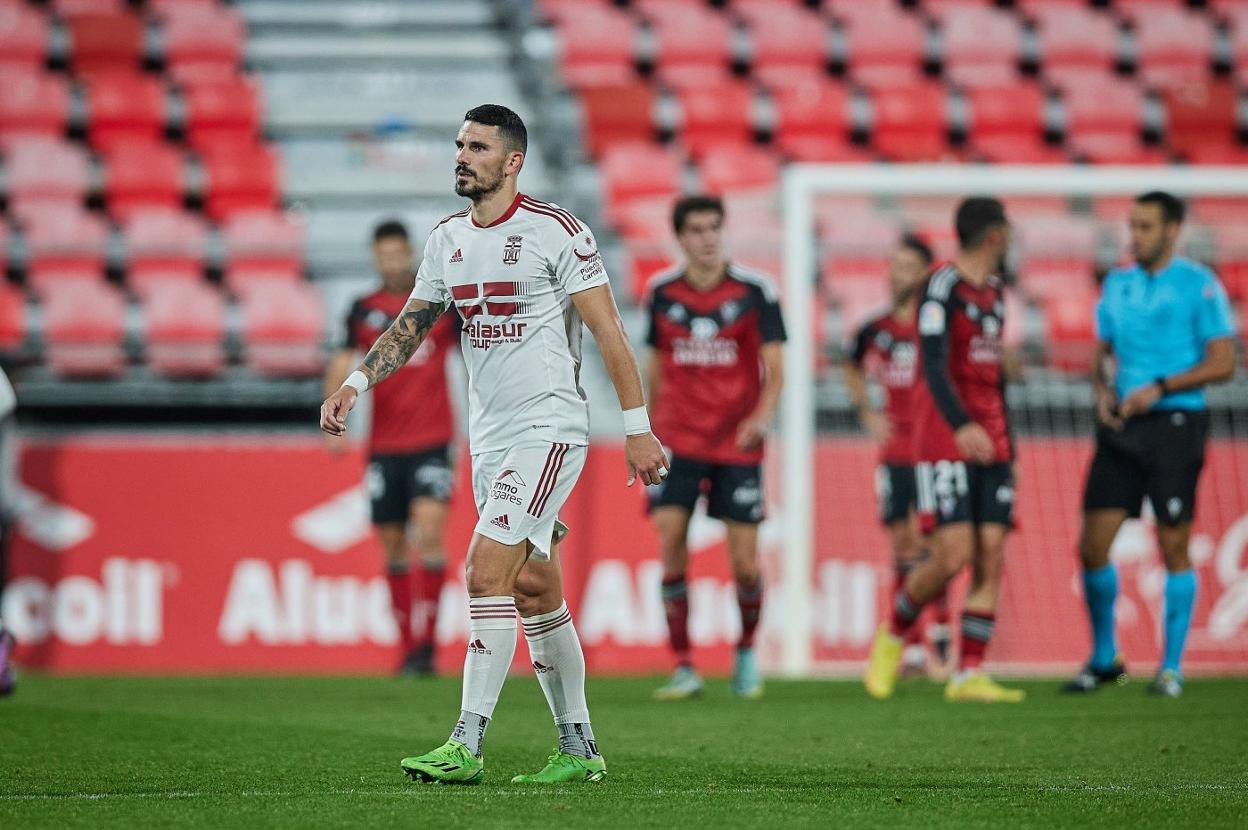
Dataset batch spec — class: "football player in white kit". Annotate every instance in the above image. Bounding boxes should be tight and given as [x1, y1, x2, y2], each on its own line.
[321, 105, 668, 785]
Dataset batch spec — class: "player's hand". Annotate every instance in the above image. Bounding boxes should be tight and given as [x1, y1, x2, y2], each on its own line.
[861, 410, 892, 445]
[734, 415, 770, 452]
[320, 386, 358, 437]
[1095, 389, 1124, 430]
[626, 432, 668, 487]
[1118, 383, 1161, 420]
[954, 423, 994, 464]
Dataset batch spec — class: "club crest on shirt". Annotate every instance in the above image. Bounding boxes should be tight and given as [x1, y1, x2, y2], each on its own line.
[503, 235, 523, 265]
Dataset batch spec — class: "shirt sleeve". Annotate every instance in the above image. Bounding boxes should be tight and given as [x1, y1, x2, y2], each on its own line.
[850, 320, 874, 367]
[758, 290, 787, 344]
[1195, 274, 1236, 344]
[1094, 291, 1114, 344]
[553, 227, 611, 295]
[918, 287, 972, 431]
[341, 299, 364, 350]
[410, 232, 451, 306]
[644, 290, 661, 348]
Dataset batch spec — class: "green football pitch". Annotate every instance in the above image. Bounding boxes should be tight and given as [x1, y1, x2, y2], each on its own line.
[3, 674, 1246, 828]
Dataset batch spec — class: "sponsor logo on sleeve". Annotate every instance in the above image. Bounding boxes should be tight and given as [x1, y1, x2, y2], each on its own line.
[918, 300, 946, 335]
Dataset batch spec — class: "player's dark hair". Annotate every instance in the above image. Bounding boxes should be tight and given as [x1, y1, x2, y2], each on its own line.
[955, 196, 1008, 249]
[463, 104, 528, 153]
[672, 194, 725, 234]
[1136, 190, 1186, 225]
[372, 219, 409, 244]
[899, 233, 933, 266]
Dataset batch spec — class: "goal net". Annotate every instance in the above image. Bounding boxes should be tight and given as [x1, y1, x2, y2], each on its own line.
[772, 164, 1248, 677]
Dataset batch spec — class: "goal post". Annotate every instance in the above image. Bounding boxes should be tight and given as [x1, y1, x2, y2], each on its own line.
[778, 163, 1248, 678]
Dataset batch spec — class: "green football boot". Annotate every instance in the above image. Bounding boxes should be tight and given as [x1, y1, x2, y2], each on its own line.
[400, 740, 485, 785]
[510, 750, 607, 784]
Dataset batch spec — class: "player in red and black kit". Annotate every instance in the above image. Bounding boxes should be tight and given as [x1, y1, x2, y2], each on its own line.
[864, 197, 1025, 703]
[845, 235, 952, 679]
[645, 196, 786, 701]
[325, 220, 460, 676]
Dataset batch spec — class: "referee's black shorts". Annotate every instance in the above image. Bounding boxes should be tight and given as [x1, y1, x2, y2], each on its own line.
[1082, 410, 1210, 526]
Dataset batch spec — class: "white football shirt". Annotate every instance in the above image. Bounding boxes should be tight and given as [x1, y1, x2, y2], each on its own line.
[410, 193, 611, 454]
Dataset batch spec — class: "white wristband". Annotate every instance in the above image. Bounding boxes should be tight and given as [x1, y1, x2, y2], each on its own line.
[622, 406, 651, 436]
[343, 370, 371, 395]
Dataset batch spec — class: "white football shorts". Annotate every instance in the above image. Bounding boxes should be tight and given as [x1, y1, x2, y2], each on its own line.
[471, 441, 587, 560]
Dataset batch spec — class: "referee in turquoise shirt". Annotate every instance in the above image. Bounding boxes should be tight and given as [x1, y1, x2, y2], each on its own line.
[1066, 191, 1237, 698]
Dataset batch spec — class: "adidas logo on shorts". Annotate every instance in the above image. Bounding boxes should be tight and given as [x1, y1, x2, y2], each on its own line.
[491, 514, 511, 531]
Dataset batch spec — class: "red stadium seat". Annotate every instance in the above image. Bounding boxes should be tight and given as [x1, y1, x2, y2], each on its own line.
[553, 5, 638, 89]
[52, 0, 124, 16]
[829, 0, 909, 29]
[222, 210, 304, 290]
[1112, 0, 1190, 26]
[964, 82, 1045, 143]
[4, 138, 90, 218]
[1044, 290, 1099, 373]
[675, 82, 756, 158]
[84, 73, 168, 152]
[1183, 142, 1248, 166]
[818, 211, 902, 262]
[1162, 80, 1239, 160]
[122, 209, 207, 293]
[777, 134, 873, 163]
[23, 208, 109, 295]
[841, 9, 926, 89]
[654, 64, 738, 92]
[0, 281, 26, 352]
[67, 12, 144, 75]
[969, 134, 1069, 164]
[240, 280, 326, 378]
[142, 278, 226, 377]
[1132, 9, 1215, 88]
[41, 279, 127, 377]
[1060, 71, 1144, 146]
[771, 78, 851, 149]
[1067, 133, 1168, 164]
[146, 0, 220, 21]
[1032, 6, 1120, 77]
[600, 142, 683, 227]
[103, 141, 186, 221]
[737, 1, 827, 76]
[697, 143, 780, 195]
[182, 77, 263, 153]
[576, 83, 655, 158]
[869, 83, 950, 162]
[0, 4, 50, 69]
[938, 5, 1022, 86]
[162, 7, 246, 83]
[641, 2, 732, 71]
[201, 144, 282, 221]
[0, 68, 69, 138]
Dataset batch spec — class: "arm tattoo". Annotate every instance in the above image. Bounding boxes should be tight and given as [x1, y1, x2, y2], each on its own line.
[359, 300, 447, 387]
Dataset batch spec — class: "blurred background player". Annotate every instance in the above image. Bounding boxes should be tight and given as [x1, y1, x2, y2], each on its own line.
[322, 105, 667, 784]
[865, 197, 1025, 704]
[324, 220, 460, 676]
[0, 365, 14, 696]
[645, 195, 786, 701]
[845, 234, 952, 679]
[1067, 192, 1236, 698]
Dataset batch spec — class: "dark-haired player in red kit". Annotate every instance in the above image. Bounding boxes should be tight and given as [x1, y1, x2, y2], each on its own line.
[845, 235, 952, 679]
[325, 220, 460, 676]
[864, 197, 1025, 703]
[646, 195, 786, 701]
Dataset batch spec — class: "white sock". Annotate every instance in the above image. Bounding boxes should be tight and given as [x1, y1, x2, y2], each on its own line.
[450, 596, 517, 756]
[523, 601, 598, 757]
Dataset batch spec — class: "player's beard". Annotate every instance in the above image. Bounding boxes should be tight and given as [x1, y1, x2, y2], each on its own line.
[455, 163, 505, 201]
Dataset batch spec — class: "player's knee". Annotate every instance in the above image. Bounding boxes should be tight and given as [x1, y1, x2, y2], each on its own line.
[934, 548, 971, 580]
[464, 561, 508, 597]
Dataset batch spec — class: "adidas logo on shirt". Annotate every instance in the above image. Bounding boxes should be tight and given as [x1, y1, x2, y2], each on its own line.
[449, 248, 463, 263]
[490, 514, 511, 531]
